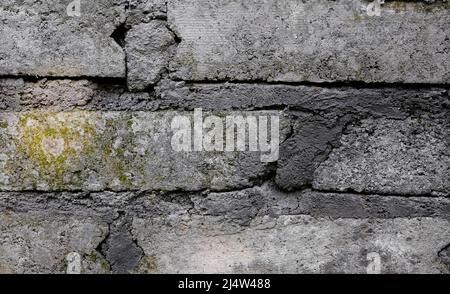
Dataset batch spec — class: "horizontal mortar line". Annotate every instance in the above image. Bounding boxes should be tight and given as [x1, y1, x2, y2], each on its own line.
[278, 213, 447, 222]
[0, 205, 444, 223]
[0, 75, 127, 84]
[0, 108, 213, 113]
[0, 187, 224, 195]
[309, 188, 449, 198]
[1, 204, 448, 221]
[1, 75, 449, 90]
[177, 79, 450, 89]
[270, 183, 450, 199]
[0, 189, 142, 194]
[1, 186, 447, 199]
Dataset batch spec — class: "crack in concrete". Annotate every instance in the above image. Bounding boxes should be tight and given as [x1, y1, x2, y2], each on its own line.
[438, 244, 450, 269]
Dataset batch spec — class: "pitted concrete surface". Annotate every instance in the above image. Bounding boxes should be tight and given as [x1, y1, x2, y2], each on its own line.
[167, 0, 450, 83]
[0, 0, 449, 274]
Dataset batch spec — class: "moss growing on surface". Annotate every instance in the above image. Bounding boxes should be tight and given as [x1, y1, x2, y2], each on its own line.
[15, 111, 98, 189]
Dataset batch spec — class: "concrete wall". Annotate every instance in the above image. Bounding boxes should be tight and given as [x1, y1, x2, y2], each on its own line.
[0, 0, 449, 274]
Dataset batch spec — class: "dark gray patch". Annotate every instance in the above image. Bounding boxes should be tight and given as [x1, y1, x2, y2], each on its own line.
[100, 215, 144, 274]
[438, 244, 450, 269]
[275, 113, 353, 190]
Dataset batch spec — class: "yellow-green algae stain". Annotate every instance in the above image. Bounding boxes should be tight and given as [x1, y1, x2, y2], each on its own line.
[15, 111, 98, 189]
[0, 120, 8, 129]
[9, 111, 150, 190]
[99, 114, 137, 187]
[133, 255, 158, 274]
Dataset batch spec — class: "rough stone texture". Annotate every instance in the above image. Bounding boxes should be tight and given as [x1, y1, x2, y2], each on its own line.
[0, 79, 157, 111]
[126, 21, 176, 91]
[133, 215, 450, 273]
[187, 184, 450, 222]
[1, 79, 448, 117]
[0, 211, 109, 274]
[0, 0, 126, 77]
[2, 184, 449, 223]
[126, 0, 168, 26]
[1, 0, 449, 275]
[439, 244, 450, 268]
[1, 184, 449, 273]
[155, 81, 450, 118]
[0, 110, 282, 192]
[167, 0, 450, 83]
[313, 117, 450, 196]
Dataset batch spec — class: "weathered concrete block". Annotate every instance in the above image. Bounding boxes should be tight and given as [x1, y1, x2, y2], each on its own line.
[126, 21, 176, 91]
[313, 117, 450, 196]
[0, 211, 109, 274]
[1, 185, 449, 273]
[0, 0, 126, 77]
[126, 0, 168, 26]
[0, 111, 281, 192]
[167, 0, 450, 83]
[133, 215, 450, 273]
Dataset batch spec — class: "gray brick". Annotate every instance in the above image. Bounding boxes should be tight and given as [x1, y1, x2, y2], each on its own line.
[167, 0, 450, 83]
[0, 0, 126, 77]
[133, 214, 450, 273]
[0, 211, 109, 274]
[0, 110, 281, 192]
[313, 117, 450, 196]
[126, 21, 176, 91]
